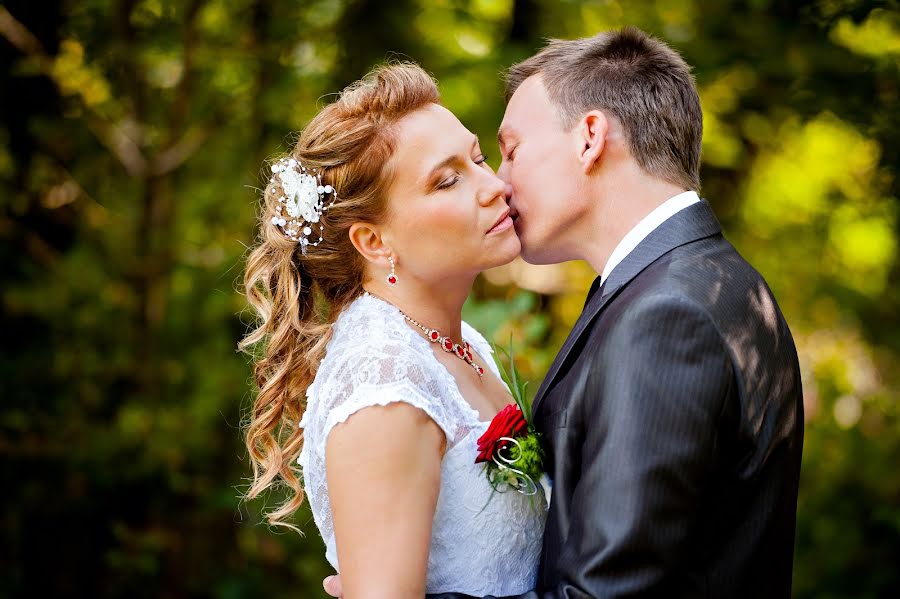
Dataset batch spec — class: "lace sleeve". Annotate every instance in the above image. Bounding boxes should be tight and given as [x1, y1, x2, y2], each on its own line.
[314, 337, 459, 448]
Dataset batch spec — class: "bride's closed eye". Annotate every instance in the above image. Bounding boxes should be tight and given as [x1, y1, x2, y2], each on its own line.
[437, 174, 460, 190]
[436, 155, 489, 189]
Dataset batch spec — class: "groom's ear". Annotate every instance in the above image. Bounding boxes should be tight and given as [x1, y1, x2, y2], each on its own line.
[577, 111, 609, 175]
[349, 222, 392, 265]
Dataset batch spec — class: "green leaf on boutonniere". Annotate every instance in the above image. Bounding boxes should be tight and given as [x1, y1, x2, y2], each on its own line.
[476, 335, 546, 506]
[491, 335, 533, 426]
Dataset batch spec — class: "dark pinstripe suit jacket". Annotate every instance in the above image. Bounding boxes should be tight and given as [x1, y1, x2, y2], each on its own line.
[430, 200, 804, 598]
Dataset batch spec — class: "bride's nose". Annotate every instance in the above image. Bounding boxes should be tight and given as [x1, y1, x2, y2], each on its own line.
[477, 170, 507, 207]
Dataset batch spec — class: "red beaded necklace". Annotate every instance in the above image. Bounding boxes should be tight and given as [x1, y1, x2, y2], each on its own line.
[397, 308, 485, 378]
[365, 292, 486, 377]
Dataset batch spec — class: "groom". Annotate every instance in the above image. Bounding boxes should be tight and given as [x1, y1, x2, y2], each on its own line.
[329, 27, 804, 598]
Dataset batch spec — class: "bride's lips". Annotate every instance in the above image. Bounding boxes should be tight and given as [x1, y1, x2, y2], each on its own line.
[486, 208, 513, 234]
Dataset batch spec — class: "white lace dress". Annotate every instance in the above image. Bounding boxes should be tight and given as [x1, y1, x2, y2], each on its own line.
[298, 293, 547, 596]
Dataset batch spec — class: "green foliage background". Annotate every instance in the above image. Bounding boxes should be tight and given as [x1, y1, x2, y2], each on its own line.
[1, 1, 897, 597]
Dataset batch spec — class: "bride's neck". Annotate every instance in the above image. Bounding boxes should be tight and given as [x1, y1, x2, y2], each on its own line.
[364, 274, 473, 341]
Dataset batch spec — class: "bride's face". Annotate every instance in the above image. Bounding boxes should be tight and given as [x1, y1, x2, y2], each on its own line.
[380, 103, 520, 283]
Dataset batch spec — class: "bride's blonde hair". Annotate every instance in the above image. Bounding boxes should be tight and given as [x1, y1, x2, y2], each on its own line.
[240, 63, 440, 528]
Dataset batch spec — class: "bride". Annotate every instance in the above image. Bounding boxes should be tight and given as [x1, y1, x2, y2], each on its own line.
[240, 62, 547, 597]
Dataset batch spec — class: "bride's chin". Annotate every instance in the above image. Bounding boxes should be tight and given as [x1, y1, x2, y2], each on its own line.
[483, 235, 522, 268]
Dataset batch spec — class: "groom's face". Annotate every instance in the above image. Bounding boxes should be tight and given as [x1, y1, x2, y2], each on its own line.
[497, 75, 587, 265]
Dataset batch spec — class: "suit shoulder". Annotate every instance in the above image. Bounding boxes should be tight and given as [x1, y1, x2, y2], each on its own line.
[612, 289, 723, 339]
[636, 237, 778, 314]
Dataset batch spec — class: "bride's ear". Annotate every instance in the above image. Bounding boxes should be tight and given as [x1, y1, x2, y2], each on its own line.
[577, 111, 609, 175]
[348, 222, 392, 265]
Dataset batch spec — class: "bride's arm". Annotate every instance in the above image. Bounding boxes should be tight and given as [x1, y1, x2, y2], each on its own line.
[326, 401, 447, 599]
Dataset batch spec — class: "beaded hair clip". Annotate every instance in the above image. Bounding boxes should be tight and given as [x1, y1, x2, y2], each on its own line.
[268, 157, 337, 255]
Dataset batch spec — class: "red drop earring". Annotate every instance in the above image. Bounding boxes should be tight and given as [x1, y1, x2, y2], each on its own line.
[386, 256, 398, 286]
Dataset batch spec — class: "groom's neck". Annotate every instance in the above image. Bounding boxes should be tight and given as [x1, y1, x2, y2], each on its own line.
[579, 167, 687, 274]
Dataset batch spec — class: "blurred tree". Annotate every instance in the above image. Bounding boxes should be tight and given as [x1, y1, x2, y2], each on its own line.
[1, 0, 897, 597]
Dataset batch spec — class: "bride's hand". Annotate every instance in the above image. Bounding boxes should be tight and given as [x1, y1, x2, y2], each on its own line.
[323, 574, 343, 597]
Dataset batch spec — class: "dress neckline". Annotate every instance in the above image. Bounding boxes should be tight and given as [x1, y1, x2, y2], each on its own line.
[359, 293, 497, 426]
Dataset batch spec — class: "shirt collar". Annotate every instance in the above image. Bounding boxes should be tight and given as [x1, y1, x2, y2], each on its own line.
[600, 190, 701, 284]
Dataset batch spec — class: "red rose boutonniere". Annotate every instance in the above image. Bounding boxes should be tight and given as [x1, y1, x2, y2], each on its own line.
[476, 403, 528, 463]
[476, 339, 545, 496]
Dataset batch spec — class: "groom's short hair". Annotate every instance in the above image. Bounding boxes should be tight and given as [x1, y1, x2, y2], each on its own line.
[506, 27, 702, 191]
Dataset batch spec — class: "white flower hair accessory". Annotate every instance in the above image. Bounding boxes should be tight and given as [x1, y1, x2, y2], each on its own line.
[268, 157, 337, 255]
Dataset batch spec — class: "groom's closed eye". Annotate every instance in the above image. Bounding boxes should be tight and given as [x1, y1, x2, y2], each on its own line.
[497, 126, 518, 162]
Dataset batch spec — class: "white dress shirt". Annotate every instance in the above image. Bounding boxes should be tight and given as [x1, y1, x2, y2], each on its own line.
[600, 191, 701, 284]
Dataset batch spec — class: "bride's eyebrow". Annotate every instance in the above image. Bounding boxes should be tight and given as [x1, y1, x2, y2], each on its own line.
[422, 135, 480, 185]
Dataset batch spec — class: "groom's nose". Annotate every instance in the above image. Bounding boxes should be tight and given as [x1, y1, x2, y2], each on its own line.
[504, 182, 513, 204]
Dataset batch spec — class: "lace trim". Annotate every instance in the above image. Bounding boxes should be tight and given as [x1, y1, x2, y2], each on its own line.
[323, 382, 459, 442]
[368, 295, 503, 428]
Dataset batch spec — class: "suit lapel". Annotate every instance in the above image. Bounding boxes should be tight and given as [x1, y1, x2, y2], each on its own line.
[531, 200, 723, 419]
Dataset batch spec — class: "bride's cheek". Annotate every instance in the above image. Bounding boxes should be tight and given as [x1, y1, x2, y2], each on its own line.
[428, 200, 468, 231]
